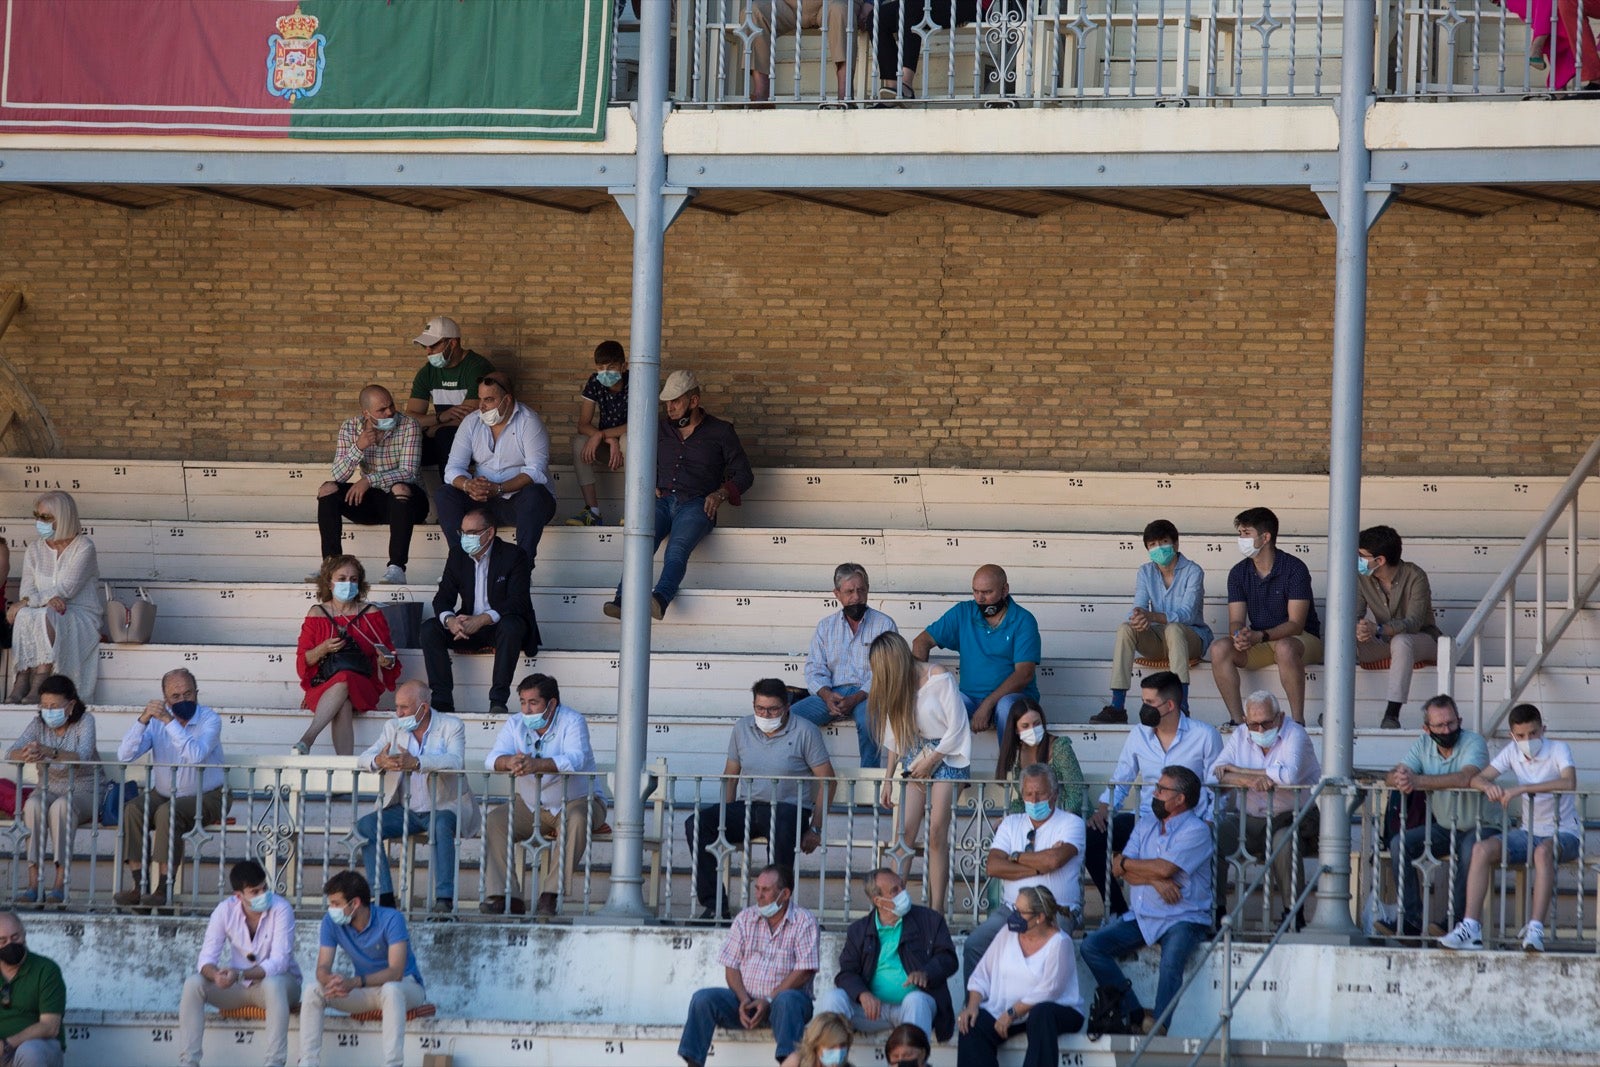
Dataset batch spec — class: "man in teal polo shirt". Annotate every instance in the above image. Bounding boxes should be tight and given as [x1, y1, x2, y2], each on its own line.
[912, 564, 1042, 734]
[0, 911, 65, 1067]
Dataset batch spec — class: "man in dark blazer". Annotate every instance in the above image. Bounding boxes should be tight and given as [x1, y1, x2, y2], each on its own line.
[420, 507, 540, 715]
[816, 866, 959, 1044]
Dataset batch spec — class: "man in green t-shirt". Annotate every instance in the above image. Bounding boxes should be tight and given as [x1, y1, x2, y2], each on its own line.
[0, 912, 65, 1066]
[403, 315, 496, 476]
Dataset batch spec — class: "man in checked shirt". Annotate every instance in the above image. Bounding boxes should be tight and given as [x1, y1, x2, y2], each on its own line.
[314, 385, 428, 586]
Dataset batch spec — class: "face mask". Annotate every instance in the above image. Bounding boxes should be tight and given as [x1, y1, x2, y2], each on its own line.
[33, 521, 53, 540]
[1150, 797, 1170, 821]
[1148, 544, 1177, 567]
[0, 943, 26, 967]
[1237, 536, 1261, 559]
[459, 532, 483, 556]
[327, 903, 354, 926]
[373, 415, 398, 432]
[757, 897, 785, 919]
[1251, 726, 1280, 750]
[1024, 799, 1052, 821]
[820, 1049, 849, 1067]
[979, 595, 1009, 619]
[754, 714, 783, 734]
[427, 348, 448, 368]
[841, 602, 868, 622]
[1356, 556, 1373, 577]
[247, 890, 272, 913]
[890, 889, 913, 917]
[395, 714, 420, 733]
[1004, 909, 1029, 933]
[675, 413, 693, 429]
[170, 700, 199, 724]
[479, 405, 506, 427]
[1430, 727, 1463, 751]
[40, 706, 67, 729]
[333, 580, 360, 602]
[1019, 725, 1045, 747]
[1138, 703, 1162, 729]
[523, 709, 549, 733]
[596, 370, 623, 387]
[1517, 736, 1544, 759]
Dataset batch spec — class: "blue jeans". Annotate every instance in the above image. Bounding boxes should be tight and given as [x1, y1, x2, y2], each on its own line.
[614, 494, 717, 609]
[357, 804, 459, 901]
[1080, 916, 1208, 1030]
[959, 690, 1030, 735]
[790, 684, 882, 768]
[677, 986, 812, 1065]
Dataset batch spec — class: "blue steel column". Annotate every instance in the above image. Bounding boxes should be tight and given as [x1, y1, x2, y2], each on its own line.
[1309, 0, 1377, 939]
[601, 0, 670, 920]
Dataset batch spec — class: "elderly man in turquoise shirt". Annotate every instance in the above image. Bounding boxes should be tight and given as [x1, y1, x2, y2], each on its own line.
[911, 564, 1041, 735]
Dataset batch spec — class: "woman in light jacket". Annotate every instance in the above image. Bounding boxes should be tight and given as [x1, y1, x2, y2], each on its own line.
[7, 492, 100, 702]
[7, 674, 97, 903]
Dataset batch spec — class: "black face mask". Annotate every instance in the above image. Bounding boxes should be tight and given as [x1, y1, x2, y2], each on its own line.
[1138, 703, 1162, 729]
[1430, 727, 1463, 750]
[0, 943, 26, 967]
[979, 595, 1010, 619]
[170, 700, 199, 724]
[841, 602, 867, 622]
[1150, 797, 1170, 821]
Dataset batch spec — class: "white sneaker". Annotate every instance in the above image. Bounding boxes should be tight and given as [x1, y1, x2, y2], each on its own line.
[1437, 921, 1483, 951]
[381, 564, 407, 585]
[1520, 922, 1545, 953]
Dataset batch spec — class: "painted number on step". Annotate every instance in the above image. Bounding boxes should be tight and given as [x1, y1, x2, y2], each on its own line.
[771, 535, 787, 545]
[604, 1040, 626, 1054]
[1243, 480, 1260, 490]
[219, 589, 234, 599]
[734, 597, 750, 607]
[596, 533, 613, 543]
[112, 467, 127, 476]
[1078, 603, 1094, 613]
[254, 530, 270, 540]
[267, 653, 283, 664]
[151, 1029, 174, 1042]
[671, 935, 694, 949]
[1058, 1054, 1086, 1066]
[981, 476, 995, 485]
[892, 475, 909, 484]
[1031, 539, 1047, 549]
[1155, 479, 1172, 489]
[168, 528, 185, 538]
[426, 532, 441, 541]
[228, 715, 245, 725]
[234, 1031, 254, 1044]
[653, 724, 670, 734]
[946, 537, 960, 547]
[99, 649, 114, 661]
[66, 1027, 89, 1041]
[783, 662, 800, 673]
[695, 661, 711, 671]
[1118, 541, 1134, 550]
[1472, 545, 1488, 555]
[337, 1034, 360, 1047]
[1421, 483, 1438, 492]
[823, 598, 839, 608]
[806, 476, 822, 485]
[859, 536, 876, 546]
[511, 1038, 536, 1050]
[1513, 483, 1529, 493]
[288, 470, 304, 479]
[562, 595, 578, 605]
[183, 652, 199, 662]
[420, 1037, 442, 1050]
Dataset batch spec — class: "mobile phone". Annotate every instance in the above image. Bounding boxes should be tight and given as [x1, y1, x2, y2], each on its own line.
[373, 643, 394, 660]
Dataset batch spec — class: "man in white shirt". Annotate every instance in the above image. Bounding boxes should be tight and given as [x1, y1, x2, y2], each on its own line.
[482, 673, 607, 917]
[1439, 703, 1578, 953]
[355, 679, 477, 914]
[789, 563, 898, 769]
[113, 668, 225, 908]
[963, 763, 1085, 978]
[1208, 690, 1320, 930]
[178, 860, 301, 1067]
[435, 371, 556, 569]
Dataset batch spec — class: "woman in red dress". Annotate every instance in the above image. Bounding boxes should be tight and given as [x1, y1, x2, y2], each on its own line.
[293, 555, 400, 755]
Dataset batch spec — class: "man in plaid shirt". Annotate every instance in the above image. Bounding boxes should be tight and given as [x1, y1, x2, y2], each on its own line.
[678, 864, 819, 1067]
[315, 384, 428, 585]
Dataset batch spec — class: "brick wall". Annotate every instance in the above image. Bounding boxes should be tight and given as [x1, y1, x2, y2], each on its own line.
[0, 191, 1589, 474]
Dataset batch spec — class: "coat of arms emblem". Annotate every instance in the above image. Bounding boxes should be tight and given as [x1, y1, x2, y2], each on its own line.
[266, 9, 325, 101]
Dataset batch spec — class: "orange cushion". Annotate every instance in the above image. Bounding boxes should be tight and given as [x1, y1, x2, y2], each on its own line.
[1358, 658, 1436, 671]
[350, 1004, 436, 1023]
[1133, 656, 1203, 669]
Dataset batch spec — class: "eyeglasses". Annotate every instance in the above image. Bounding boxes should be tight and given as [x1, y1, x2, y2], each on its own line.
[1153, 784, 1178, 795]
[460, 526, 490, 537]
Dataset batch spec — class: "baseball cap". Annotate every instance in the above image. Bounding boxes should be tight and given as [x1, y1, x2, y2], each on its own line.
[412, 316, 461, 347]
[660, 369, 701, 401]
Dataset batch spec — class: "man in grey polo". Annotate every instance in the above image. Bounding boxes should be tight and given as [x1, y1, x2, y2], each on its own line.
[685, 679, 836, 921]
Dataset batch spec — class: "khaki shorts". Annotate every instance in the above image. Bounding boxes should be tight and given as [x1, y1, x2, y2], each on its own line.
[1240, 631, 1323, 670]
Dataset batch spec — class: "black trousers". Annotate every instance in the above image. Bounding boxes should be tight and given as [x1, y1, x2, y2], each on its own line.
[317, 482, 429, 567]
[685, 800, 812, 909]
[1083, 811, 1137, 915]
[957, 1004, 1085, 1067]
[419, 615, 528, 712]
[875, 0, 983, 74]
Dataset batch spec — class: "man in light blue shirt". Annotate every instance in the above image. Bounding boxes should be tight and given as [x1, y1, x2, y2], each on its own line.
[1080, 765, 1214, 1037]
[912, 564, 1040, 735]
[1094, 519, 1211, 724]
[790, 563, 897, 768]
[436, 371, 556, 568]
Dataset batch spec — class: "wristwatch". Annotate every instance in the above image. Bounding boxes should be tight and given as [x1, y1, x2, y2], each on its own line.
[1008, 850, 1021, 862]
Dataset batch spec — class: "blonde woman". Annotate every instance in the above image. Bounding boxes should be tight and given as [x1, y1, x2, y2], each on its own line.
[7, 492, 100, 703]
[780, 1011, 855, 1067]
[869, 630, 971, 914]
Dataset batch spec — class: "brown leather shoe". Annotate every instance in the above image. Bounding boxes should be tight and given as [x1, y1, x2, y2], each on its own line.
[535, 893, 558, 917]
[113, 883, 144, 907]
[1088, 705, 1128, 725]
[481, 895, 527, 916]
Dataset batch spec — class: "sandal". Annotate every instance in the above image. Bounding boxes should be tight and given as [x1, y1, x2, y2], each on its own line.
[1530, 35, 1548, 71]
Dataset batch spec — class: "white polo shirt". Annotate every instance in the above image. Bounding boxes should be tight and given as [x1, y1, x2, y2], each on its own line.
[989, 808, 1086, 911]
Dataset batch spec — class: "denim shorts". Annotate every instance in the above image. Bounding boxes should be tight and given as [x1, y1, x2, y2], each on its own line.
[1497, 829, 1581, 865]
[900, 738, 971, 781]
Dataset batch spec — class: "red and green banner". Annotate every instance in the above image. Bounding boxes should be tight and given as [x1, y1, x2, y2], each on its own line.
[0, 0, 612, 140]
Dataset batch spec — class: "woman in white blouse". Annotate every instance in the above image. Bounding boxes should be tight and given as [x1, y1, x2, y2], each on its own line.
[869, 630, 972, 914]
[6, 492, 100, 703]
[958, 884, 1086, 1067]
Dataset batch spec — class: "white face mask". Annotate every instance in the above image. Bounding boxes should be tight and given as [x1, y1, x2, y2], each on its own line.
[754, 714, 783, 734]
[1517, 736, 1544, 759]
[1019, 725, 1045, 747]
[1237, 535, 1261, 559]
[1251, 726, 1280, 750]
[480, 404, 506, 427]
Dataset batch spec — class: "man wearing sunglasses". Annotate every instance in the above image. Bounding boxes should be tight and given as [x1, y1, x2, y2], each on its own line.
[0, 912, 63, 1067]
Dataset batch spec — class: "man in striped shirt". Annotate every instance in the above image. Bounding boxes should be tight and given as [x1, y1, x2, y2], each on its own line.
[315, 384, 427, 586]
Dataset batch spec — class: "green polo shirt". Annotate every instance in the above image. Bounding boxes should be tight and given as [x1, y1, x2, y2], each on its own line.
[869, 913, 910, 1005]
[0, 951, 66, 1051]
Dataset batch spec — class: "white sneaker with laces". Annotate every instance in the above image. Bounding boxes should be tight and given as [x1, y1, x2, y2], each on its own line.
[381, 564, 406, 585]
[1437, 921, 1484, 951]
[1520, 922, 1545, 952]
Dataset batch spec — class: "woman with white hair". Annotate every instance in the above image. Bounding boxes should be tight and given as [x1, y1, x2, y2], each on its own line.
[6, 492, 101, 702]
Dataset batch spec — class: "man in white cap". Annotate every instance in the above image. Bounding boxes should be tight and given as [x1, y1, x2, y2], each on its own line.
[403, 315, 495, 477]
[603, 369, 754, 620]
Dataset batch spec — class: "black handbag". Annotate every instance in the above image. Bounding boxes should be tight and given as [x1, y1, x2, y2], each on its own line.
[311, 604, 375, 686]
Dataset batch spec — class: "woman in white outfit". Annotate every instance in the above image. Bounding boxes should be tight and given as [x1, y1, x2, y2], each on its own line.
[869, 630, 972, 914]
[6, 492, 100, 703]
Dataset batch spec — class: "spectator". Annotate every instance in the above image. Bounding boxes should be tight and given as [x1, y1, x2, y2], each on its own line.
[482, 673, 607, 917]
[403, 315, 494, 477]
[678, 864, 820, 1067]
[299, 870, 426, 1067]
[884, 1023, 932, 1066]
[6, 675, 96, 904]
[912, 564, 1041, 735]
[7, 492, 99, 703]
[1439, 703, 1576, 954]
[0, 912, 64, 1067]
[871, 0, 983, 103]
[1355, 525, 1442, 730]
[781, 1011, 855, 1067]
[567, 339, 629, 527]
[996, 698, 1084, 816]
[963, 764, 1084, 979]
[1092, 519, 1211, 724]
[293, 555, 400, 756]
[1380, 694, 1492, 939]
[436, 372, 556, 569]
[1083, 670, 1219, 919]
[686, 680, 835, 921]
[113, 669, 224, 908]
[356, 679, 477, 915]
[791, 563, 897, 770]
[958, 884, 1085, 1067]
[603, 369, 755, 621]
[1504, 0, 1600, 91]
[1209, 506, 1322, 726]
[1208, 690, 1321, 930]
[314, 385, 427, 586]
[1080, 766, 1214, 1037]
[178, 860, 301, 1067]
[749, 1, 855, 103]
[869, 630, 971, 914]
[420, 507, 541, 717]
[817, 867, 958, 1044]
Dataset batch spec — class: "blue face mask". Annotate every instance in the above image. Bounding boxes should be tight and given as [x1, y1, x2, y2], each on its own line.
[373, 415, 398, 431]
[427, 352, 447, 369]
[333, 580, 360, 602]
[39, 706, 67, 729]
[596, 369, 623, 387]
[524, 711, 549, 733]
[247, 890, 272, 913]
[819, 1049, 848, 1067]
[1357, 556, 1373, 577]
[1005, 908, 1030, 933]
[459, 532, 483, 555]
[33, 521, 53, 540]
[395, 714, 420, 733]
[758, 897, 785, 919]
[1148, 544, 1176, 567]
[890, 889, 913, 917]
[327, 903, 354, 926]
[1024, 799, 1052, 821]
